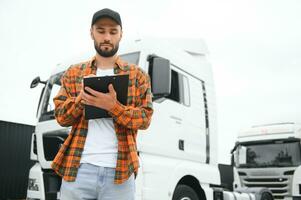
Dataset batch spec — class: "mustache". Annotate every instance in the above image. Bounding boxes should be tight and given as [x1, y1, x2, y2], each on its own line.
[99, 42, 114, 47]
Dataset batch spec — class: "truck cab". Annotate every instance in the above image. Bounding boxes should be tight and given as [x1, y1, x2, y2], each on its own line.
[232, 122, 301, 200]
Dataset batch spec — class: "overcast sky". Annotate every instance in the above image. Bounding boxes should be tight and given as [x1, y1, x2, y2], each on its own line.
[1, 0, 300, 163]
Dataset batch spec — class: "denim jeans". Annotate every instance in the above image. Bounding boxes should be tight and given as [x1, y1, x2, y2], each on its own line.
[59, 163, 135, 200]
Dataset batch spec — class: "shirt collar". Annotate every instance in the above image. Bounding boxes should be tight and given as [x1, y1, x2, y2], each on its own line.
[88, 55, 128, 71]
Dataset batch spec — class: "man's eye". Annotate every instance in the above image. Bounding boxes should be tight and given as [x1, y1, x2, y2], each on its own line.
[111, 31, 117, 35]
[97, 31, 105, 34]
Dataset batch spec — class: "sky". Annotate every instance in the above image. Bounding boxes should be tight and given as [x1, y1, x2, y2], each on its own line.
[0, 0, 300, 163]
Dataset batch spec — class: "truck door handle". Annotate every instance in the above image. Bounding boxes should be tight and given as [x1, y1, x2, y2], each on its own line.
[179, 140, 184, 151]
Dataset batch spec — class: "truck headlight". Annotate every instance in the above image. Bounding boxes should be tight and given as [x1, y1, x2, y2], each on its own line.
[28, 178, 39, 191]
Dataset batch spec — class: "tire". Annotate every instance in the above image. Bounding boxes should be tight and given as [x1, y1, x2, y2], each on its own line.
[259, 191, 273, 200]
[172, 184, 199, 200]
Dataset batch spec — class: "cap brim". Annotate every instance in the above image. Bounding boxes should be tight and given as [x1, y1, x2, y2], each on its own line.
[92, 15, 121, 27]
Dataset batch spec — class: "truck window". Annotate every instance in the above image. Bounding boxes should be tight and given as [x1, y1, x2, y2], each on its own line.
[120, 52, 140, 65]
[182, 75, 190, 106]
[166, 70, 180, 103]
[47, 84, 60, 112]
[39, 72, 64, 122]
[235, 141, 301, 168]
[166, 68, 190, 106]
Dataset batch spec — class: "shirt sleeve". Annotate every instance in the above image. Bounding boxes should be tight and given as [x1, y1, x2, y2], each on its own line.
[108, 70, 153, 130]
[53, 68, 84, 127]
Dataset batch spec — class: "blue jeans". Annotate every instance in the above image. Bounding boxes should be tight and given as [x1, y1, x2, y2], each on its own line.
[59, 163, 135, 200]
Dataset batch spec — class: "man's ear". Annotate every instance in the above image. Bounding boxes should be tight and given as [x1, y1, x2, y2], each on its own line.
[120, 30, 123, 40]
[90, 27, 94, 40]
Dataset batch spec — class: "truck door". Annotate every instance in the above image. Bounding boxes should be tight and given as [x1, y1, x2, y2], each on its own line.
[138, 65, 207, 161]
[181, 74, 207, 163]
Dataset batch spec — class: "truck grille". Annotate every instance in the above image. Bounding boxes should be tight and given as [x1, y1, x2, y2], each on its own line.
[239, 171, 293, 199]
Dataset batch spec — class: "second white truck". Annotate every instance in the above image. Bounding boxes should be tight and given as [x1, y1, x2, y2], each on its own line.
[232, 122, 301, 200]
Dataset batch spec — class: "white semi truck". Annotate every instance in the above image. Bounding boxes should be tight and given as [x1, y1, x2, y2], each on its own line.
[26, 38, 272, 200]
[232, 122, 301, 200]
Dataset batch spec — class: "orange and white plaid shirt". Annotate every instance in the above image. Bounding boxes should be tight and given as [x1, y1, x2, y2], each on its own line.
[51, 56, 153, 184]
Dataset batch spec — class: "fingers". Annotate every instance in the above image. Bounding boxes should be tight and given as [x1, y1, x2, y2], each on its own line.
[84, 87, 99, 97]
[82, 90, 95, 102]
[108, 84, 116, 98]
[80, 74, 98, 106]
[81, 84, 117, 110]
[108, 84, 114, 91]
[82, 87, 106, 106]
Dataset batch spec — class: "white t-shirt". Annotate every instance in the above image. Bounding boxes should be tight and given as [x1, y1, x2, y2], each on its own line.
[80, 68, 118, 168]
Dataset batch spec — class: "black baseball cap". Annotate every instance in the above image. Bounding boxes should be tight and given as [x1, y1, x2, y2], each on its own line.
[91, 8, 122, 28]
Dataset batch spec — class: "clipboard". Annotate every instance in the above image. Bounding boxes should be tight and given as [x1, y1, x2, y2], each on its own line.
[83, 74, 129, 119]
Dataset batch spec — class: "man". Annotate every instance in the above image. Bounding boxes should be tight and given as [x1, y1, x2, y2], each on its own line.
[51, 8, 153, 200]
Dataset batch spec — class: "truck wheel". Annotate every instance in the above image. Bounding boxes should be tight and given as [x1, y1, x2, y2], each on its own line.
[172, 184, 199, 200]
[260, 191, 273, 200]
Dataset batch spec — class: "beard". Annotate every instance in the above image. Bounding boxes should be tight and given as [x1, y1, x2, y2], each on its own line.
[94, 41, 119, 57]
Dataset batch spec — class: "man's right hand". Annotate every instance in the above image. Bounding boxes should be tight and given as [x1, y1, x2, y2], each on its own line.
[79, 74, 96, 103]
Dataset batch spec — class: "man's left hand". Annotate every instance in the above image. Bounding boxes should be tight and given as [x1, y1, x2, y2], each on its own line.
[82, 84, 117, 111]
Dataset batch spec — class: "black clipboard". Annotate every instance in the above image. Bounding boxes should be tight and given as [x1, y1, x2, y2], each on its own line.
[83, 74, 129, 120]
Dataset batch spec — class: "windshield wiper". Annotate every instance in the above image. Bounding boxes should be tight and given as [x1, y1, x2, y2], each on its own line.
[268, 163, 295, 167]
[239, 163, 272, 168]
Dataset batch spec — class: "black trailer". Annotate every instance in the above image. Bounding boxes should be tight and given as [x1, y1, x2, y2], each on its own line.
[0, 120, 35, 200]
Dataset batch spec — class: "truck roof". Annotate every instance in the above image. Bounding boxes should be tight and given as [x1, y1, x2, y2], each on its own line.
[237, 122, 301, 142]
[50, 37, 211, 82]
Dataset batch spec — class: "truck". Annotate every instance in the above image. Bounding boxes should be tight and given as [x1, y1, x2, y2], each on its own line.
[232, 122, 301, 200]
[26, 37, 272, 200]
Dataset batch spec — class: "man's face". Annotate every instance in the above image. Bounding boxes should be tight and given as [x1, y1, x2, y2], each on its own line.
[90, 17, 122, 57]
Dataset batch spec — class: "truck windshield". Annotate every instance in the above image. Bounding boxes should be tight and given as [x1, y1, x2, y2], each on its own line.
[39, 52, 140, 122]
[39, 71, 64, 122]
[236, 141, 301, 168]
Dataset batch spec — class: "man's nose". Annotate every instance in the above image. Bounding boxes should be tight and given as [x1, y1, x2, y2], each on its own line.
[103, 32, 111, 42]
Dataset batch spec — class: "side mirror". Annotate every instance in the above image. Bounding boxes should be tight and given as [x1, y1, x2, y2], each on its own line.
[30, 76, 46, 88]
[149, 56, 171, 100]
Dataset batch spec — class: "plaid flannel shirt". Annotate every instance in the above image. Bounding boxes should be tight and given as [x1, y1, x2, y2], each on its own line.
[51, 56, 153, 184]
